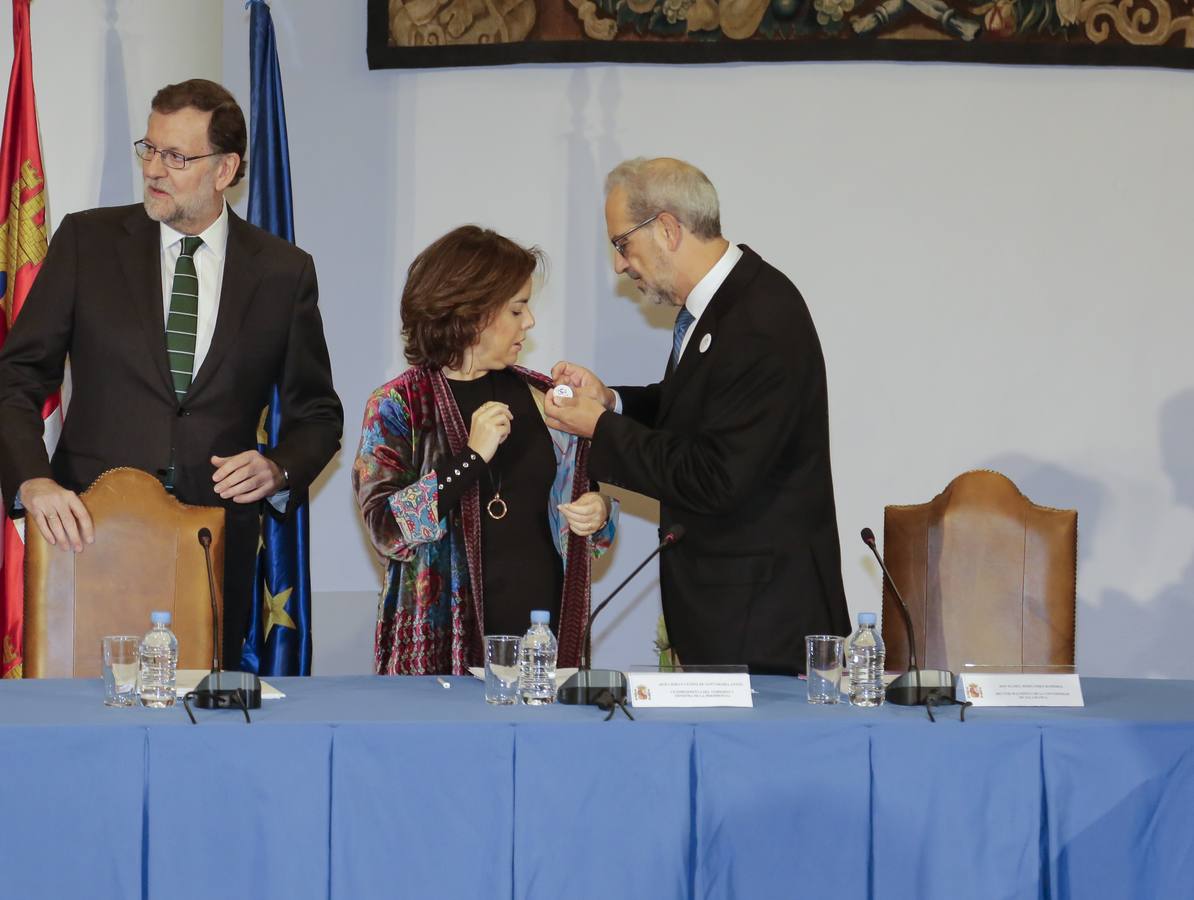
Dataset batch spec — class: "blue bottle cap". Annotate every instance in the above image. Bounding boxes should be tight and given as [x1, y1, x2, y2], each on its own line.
[530, 610, 550, 625]
[857, 612, 877, 626]
[151, 611, 172, 626]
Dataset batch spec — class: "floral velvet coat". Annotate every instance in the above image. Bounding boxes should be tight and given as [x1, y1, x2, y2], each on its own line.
[353, 365, 616, 675]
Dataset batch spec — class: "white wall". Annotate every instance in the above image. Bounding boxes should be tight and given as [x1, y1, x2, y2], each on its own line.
[7, 1, 1192, 677]
[8, 1, 222, 224]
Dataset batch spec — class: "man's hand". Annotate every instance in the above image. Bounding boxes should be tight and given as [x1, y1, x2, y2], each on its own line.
[551, 361, 615, 411]
[544, 389, 607, 439]
[558, 491, 610, 537]
[211, 451, 286, 503]
[19, 477, 94, 552]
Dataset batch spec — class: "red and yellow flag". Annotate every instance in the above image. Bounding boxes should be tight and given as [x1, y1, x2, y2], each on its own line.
[0, 0, 57, 679]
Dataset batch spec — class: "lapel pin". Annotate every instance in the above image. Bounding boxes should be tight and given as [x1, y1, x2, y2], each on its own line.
[699, 333, 712, 353]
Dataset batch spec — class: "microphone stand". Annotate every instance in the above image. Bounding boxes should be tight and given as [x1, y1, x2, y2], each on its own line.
[557, 526, 685, 706]
[191, 527, 261, 719]
[860, 528, 955, 706]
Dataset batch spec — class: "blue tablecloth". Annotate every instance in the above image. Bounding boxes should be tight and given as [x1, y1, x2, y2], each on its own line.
[2, 675, 1192, 900]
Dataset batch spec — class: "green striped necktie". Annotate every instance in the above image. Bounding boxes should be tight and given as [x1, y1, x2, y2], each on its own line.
[166, 235, 203, 401]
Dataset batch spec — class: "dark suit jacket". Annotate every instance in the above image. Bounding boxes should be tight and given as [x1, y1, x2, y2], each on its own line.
[0, 204, 343, 660]
[590, 246, 850, 674]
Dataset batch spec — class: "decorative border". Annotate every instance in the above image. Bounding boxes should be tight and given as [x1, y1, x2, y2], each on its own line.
[367, 0, 1194, 70]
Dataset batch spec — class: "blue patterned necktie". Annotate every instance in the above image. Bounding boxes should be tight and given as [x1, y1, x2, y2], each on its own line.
[672, 305, 696, 365]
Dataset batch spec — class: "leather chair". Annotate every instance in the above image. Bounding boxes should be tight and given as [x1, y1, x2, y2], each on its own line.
[881, 470, 1076, 673]
[23, 467, 225, 678]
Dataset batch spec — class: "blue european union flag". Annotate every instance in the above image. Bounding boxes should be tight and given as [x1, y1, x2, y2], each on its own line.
[240, 0, 312, 676]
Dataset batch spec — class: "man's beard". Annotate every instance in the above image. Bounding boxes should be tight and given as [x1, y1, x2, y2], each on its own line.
[143, 176, 213, 230]
[630, 249, 680, 306]
[143, 180, 176, 224]
[639, 279, 675, 306]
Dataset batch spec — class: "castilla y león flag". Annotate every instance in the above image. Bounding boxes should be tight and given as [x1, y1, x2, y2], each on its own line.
[0, 0, 59, 679]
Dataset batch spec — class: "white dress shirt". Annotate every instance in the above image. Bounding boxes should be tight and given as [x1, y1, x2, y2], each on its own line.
[159, 202, 229, 377]
[674, 241, 742, 363]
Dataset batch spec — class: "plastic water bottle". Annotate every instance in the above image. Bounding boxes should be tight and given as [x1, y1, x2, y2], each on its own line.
[518, 610, 558, 705]
[139, 611, 179, 708]
[847, 612, 886, 708]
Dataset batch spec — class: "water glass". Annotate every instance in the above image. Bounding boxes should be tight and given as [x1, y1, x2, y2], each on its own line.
[805, 634, 844, 704]
[484, 635, 521, 705]
[102, 635, 140, 707]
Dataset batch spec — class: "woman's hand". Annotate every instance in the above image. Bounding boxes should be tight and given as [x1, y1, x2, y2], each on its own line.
[559, 491, 610, 537]
[467, 401, 513, 462]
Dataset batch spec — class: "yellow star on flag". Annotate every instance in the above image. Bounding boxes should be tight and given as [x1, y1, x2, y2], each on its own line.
[263, 583, 296, 639]
[256, 404, 270, 446]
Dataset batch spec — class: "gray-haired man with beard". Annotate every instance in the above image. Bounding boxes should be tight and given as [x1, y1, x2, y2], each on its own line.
[546, 157, 849, 674]
[0, 78, 342, 667]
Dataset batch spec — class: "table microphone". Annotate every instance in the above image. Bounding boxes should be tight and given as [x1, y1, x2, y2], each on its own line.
[860, 527, 954, 706]
[557, 524, 685, 705]
[198, 528, 220, 672]
[192, 527, 261, 714]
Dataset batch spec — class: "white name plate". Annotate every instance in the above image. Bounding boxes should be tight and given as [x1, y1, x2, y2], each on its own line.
[955, 671, 1084, 707]
[627, 672, 753, 708]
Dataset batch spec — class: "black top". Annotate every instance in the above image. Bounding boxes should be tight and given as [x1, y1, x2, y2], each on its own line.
[443, 369, 563, 636]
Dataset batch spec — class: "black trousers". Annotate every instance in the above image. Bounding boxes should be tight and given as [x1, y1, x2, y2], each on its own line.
[220, 509, 260, 671]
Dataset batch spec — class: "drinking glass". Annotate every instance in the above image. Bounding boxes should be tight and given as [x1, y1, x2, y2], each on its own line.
[484, 635, 521, 705]
[805, 635, 844, 704]
[102, 635, 140, 707]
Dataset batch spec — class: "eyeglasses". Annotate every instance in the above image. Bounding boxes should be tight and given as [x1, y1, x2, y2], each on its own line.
[610, 213, 660, 258]
[134, 139, 221, 171]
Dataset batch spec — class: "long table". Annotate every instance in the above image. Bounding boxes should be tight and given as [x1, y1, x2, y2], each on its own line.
[2, 675, 1192, 900]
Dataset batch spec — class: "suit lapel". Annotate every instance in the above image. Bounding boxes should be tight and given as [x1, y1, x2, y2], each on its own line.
[116, 207, 174, 398]
[656, 246, 761, 424]
[189, 210, 262, 398]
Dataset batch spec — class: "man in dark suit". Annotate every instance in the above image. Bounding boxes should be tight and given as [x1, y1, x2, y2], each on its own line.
[0, 79, 342, 667]
[546, 157, 849, 674]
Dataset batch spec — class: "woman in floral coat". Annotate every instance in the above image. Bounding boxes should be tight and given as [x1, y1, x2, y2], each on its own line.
[353, 226, 616, 675]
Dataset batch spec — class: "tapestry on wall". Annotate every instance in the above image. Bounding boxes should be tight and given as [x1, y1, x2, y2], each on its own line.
[366, 0, 1194, 68]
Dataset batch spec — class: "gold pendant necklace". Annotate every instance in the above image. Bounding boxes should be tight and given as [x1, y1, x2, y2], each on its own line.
[484, 373, 506, 521]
